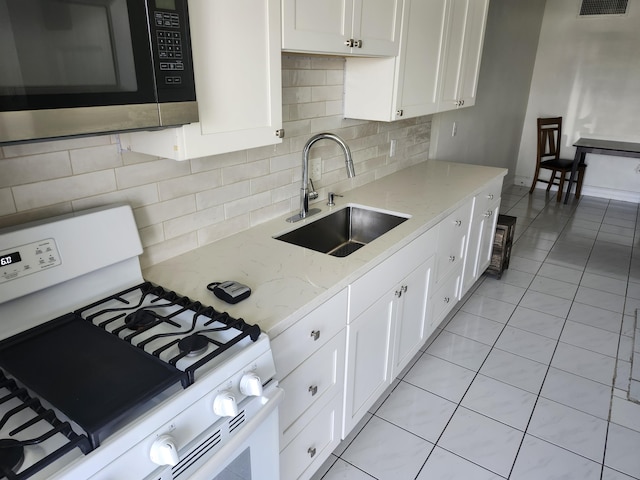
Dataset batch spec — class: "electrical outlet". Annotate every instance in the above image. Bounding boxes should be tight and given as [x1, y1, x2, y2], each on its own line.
[390, 139, 397, 157]
[310, 158, 322, 179]
[451, 121, 457, 137]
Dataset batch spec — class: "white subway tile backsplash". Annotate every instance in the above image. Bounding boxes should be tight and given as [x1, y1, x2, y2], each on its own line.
[13, 171, 116, 211]
[0, 151, 71, 188]
[0, 53, 431, 267]
[0, 188, 16, 216]
[115, 158, 191, 189]
[70, 144, 123, 174]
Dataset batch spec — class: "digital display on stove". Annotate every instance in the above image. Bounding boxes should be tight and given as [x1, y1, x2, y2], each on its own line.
[0, 252, 21, 267]
[155, 0, 176, 10]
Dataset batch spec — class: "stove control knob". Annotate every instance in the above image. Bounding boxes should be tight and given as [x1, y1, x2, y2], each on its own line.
[150, 435, 179, 466]
[213, 390, 239, 417]
[239, 372, 263, 397]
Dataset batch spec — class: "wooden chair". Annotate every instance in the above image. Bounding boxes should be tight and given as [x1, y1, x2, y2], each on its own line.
[529, 117, 586, 202]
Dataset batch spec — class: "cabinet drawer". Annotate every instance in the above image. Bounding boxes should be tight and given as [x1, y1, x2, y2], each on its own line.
[280, 393, 343, 480]
[430, 266, 461, 329]
[349, 226, 437, 322]
[436, 201, 472, 283]
[272, 289, 347, 380]
[475, 177, 503, 214]
[279, 329, 345, 447]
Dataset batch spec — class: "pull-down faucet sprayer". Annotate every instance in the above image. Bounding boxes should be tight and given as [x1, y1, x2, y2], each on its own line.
[286, 133, 356, 223]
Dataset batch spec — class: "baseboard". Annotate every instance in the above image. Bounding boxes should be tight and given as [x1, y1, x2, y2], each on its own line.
[513, 175, 640, 203]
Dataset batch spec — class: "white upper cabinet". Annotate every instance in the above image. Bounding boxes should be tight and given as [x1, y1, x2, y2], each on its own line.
[281, 0, 402, 56]
[438, 0, 489, 111]
[344, 0, 489, 121]
[122, 0, 283, 160]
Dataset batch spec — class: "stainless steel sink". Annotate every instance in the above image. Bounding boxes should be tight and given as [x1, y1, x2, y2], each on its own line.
[275, 206, 409, 257]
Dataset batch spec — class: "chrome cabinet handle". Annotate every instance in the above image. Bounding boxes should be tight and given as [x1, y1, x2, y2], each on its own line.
[444, 297, 450, 303]
[449, 255, 456, 262]
[395, 289, 402, 298]
[487, 193, 494, 200]
[402, 285, 408, 293]
[484, 210, 493, 217]
[455, 220, 462, 227]
[310, 330, 320, 341]
[354, 39, 363, 48]
[308, 447, 316, 458]
[309, 385, 318, 396]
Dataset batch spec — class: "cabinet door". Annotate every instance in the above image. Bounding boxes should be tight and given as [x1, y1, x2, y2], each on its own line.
[353, 0, 402, 56]
[438, 0, 489, 111]
[392, 256, 434, 378]
[281, 0, 353, 54]
[343, 291, 395, 436]
[396, 0, 448, 118]
[122, 0, 282, 160]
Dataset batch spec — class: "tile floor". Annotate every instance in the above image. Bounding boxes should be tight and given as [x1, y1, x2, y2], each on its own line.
[311, 185, 640, 480]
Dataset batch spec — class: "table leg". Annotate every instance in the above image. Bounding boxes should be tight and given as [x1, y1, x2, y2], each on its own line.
[564, 149, 585, 204]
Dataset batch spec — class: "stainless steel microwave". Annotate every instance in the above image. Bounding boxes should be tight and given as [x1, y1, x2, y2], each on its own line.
[0, 0, 198, 144]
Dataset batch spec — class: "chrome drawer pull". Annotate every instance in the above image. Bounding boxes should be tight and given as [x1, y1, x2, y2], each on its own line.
[310, 330, 320, 341]
[308, 447, 316, 458]
[455, 220, 462, 226]
[449, 255, 456, 262]
[309, 385, 318, 396]
[488, 193, 494, 200]
[444, 297, 450, 303]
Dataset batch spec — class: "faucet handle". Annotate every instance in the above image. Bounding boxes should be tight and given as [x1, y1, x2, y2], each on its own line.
[327, 192, 343, 206]
[308, 179, 319, 201]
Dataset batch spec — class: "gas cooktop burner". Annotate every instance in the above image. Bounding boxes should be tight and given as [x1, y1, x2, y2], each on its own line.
[0, 439, 25, 474]
[124, 309, 157, 331]
[178, 334, 209, 356]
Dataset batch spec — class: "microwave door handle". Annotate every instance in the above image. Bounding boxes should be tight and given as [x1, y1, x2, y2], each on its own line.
[186, 386, 284, 480]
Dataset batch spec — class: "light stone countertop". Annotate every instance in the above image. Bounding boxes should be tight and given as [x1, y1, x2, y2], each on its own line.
[143, 160, 507, 338]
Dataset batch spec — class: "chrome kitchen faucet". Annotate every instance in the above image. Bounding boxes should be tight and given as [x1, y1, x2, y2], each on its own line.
[287, 133, 356, 223]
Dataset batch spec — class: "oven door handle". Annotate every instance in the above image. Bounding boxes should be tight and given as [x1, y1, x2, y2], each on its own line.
[187, 385, 285, 480]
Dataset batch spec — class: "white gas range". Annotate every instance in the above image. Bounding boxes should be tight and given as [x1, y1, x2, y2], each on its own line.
[0, 205, 283, 480]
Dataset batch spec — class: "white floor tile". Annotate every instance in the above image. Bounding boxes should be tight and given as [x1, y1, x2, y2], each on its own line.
[444, 311, 504, 346]
[527, 397, 607, 462]
[601, 466, 639, 480]
[404, 354, 476, 403]
[528, 275, 578, 300]
[540, 368, 612, 420]
[438, 407, 523, 477]
[485, 268, 535, 288]
[519, 290, 572, 318]
[479, 349, 548, 394]
[460, 374, 536, 430]
[321, 458, 376, 480]
[581, 271, 628, 295]
[605, 423, 640, 478]
[508, 255, 543, 275]
[510, 434, 601, 480]
[494, 326, 558, 364]
[416, 447, 505, 480]
[575, 285, 626, 313]
[375, 381, 456, 443]
[460, 295, 516, 323]
[568, 301, 623, 333]
[474, 282, 527, 305]
[507, 306, 565, 340]
[342, 416, 433, 480]
[426, 331, 491, 371]
[537, 262, 583, 284]
[551, 341, 616, 385]
[610, 396, 640, 433]
[559, 320, 620, 357]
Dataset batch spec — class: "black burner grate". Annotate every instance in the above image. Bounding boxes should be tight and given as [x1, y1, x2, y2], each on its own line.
[76, 282, 261, 386]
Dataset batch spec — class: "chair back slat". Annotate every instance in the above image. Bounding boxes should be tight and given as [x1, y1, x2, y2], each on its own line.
[537, 117, 562, 162]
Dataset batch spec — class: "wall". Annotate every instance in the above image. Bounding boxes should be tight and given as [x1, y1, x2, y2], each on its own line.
[515, 0, 640, 201]
[429, 0, 546, 184]
[0, 55, 431, 268]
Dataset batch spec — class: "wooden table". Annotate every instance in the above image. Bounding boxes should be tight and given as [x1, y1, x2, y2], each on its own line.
[565, 138, 640, 204]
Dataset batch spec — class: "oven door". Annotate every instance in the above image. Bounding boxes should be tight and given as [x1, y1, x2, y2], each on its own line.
[168, 383, 284, 480]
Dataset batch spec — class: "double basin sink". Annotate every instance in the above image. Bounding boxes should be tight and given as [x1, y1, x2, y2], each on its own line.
[275, 205, 409, 257]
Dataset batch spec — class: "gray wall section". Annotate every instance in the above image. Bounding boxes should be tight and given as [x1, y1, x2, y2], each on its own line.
[429, 0, 546, 184]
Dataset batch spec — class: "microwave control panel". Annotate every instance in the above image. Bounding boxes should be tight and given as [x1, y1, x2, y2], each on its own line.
[147, 0, 195, 98]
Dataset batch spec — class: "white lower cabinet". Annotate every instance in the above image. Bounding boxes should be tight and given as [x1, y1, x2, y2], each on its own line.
[461, 177, 503, 296]
[272, 290, 348, 480]
[343, 228, 437, 436]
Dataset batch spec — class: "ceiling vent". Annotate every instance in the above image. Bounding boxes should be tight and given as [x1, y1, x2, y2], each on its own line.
[579, 0, 628, 16]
